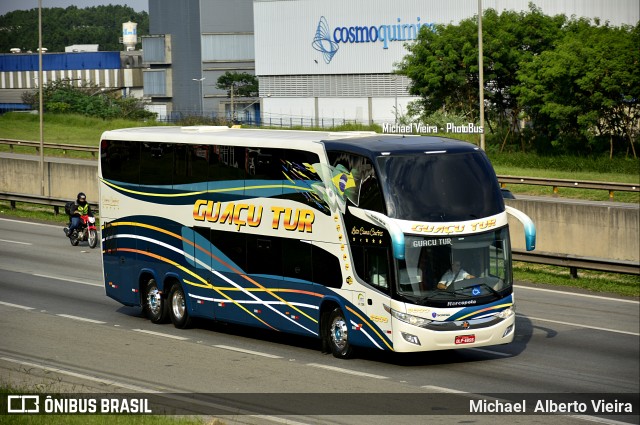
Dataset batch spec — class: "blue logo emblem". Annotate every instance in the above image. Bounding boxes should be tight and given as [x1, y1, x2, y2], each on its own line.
[471, 287, 481, 296]
[312, 16, 339, 64]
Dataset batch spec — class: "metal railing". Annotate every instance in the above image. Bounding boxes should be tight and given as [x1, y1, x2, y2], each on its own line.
[0, 191, 98, 215]
[0, 138, 98, 156]
[0, 190, 637, 276]
[499, 176, 638, 200]
[512, 249, 639, 277]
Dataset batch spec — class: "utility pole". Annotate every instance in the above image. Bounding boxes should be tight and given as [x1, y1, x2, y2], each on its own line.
[38, 0, 44, 195]
[478, 0, 486, 151]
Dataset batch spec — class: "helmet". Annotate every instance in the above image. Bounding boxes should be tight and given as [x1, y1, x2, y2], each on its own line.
[77, 192, 87, 202]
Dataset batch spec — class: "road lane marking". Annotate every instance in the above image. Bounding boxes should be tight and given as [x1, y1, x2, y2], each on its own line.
[515, 285, 639, 304]
[568, 415, 637, 425]
[306, 363, 388, 379]
[213, 344, 283, 359]
[0, 355, 311, 424]
[33, 273, 102, 287]
[0, 217, 61, 228]
[0, 239, 32, 245]
[466, 348, 511, 357]
[0, 356, 161, 393]
[56, 314, 106, 324]
[518, 314, 639, 336]
[132, 329, 190, 340]
[0, 301, 34, 310]
[421, 385, 467, 393]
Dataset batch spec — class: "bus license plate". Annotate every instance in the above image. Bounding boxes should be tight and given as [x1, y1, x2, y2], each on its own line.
[455, 335, 475, 344]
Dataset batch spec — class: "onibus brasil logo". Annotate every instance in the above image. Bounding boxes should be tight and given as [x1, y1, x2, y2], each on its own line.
[312, 15, 433, 64]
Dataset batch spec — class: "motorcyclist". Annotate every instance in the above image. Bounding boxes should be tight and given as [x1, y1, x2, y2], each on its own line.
[64, 192, 94, 238]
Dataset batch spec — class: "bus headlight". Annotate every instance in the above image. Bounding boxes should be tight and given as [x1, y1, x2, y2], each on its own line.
[389, 309, 431, 327]
[496, 306, 514, 319]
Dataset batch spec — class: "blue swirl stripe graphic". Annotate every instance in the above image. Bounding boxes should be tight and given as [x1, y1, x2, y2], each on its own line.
[312, 16, 339, 64]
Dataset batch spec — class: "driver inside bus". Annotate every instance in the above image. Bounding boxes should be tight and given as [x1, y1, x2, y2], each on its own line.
[437, 260, 474, 290]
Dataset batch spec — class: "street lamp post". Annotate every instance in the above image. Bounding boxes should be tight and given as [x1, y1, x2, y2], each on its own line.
[478, 0, 486, 151]
[38, 0, 44, 195]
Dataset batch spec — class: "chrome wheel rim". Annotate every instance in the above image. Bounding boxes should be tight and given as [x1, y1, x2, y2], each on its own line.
[330, 316, 348, 351]
[172, 289, 185, 321]
[147, 287, 161, 316]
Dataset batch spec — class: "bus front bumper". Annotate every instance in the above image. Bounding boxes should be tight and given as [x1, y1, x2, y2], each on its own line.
[390, 313, 516, 353]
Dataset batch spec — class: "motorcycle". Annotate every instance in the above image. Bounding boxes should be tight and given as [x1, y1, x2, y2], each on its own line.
[65, 214, 98, 249]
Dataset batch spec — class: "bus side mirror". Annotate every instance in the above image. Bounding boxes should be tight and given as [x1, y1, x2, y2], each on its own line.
[505, 206, 536, 251]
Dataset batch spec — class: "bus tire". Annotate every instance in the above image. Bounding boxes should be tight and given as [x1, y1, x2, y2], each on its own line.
[327, 307, 354, 359]
[142, 278, 168, 323]
[168, 284, 192, 329]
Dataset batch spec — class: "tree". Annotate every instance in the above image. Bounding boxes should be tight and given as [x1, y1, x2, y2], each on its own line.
[0, 5, 148, 53]
[216, 71, 258, 120]
[396, 5, 566, 147]
[515, 19, 639, 157]
[215, 71, 258, 98]
[396, 19, 480, 122]
[22, 78, 155, 120]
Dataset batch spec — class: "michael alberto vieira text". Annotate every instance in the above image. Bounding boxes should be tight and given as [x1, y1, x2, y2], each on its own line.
[469, 398, 635, 414]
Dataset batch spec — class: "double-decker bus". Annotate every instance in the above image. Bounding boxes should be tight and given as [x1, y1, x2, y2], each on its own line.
[99, 126, 535, 358]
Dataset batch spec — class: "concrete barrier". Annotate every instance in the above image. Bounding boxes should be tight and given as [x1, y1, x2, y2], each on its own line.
[1, 153, 638, 262]
[506, 197, 639, 262]
[0, 154, 98, 201]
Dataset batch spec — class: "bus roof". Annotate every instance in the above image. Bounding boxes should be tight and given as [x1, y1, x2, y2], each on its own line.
[100, 126, 479, 155]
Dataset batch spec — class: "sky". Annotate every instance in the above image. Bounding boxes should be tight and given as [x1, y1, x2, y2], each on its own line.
[0, 0, 148, 16]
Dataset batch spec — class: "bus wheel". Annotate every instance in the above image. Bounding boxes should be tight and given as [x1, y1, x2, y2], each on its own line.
[168, 284, 192, 329]
[327, 307, 354, 359]
[143, 278, 168, 323]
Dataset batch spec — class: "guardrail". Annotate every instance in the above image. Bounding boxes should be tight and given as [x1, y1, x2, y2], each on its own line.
[0, 191, 98, 216]
[2, 138, 637, 199]
[0, 138, 98, 156]
[0, 191, 637, 277]
[512, 249, 639, 277]
[498, 176, 638, 200]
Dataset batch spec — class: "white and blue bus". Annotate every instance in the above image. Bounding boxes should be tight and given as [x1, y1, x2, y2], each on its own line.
[99, 127, 535, 358]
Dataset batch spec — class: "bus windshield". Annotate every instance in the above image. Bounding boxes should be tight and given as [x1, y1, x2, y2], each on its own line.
[377, 152, 504, 221]
[395, 229, 512, 306]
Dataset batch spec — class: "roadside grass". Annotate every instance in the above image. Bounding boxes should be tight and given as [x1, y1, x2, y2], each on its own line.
[0, 201, 71, 225]
[514, 262, 639, 298]
[0, 112, 167, 160]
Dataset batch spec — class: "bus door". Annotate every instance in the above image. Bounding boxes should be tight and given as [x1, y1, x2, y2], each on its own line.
[350, 245, 393, 332]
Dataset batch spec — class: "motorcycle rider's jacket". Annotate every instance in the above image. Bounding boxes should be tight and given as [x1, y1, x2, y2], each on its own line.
[68, 201, 92, 216]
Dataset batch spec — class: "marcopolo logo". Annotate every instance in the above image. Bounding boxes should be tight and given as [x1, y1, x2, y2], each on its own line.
[312, 15, 434, 63]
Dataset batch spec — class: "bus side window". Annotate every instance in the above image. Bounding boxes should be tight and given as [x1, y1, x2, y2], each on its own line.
[101, 140, 141, 185]
[311, 244, 342, 289]
[247, 234, 282, 277]
[351, 245, 390, 293]
[327, 151, 386, 214]
[140, 143, 173, 186]
[282, 239, 312, 282]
